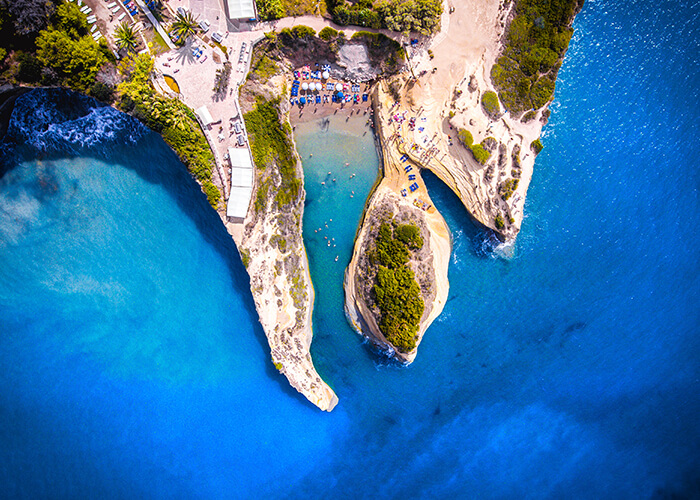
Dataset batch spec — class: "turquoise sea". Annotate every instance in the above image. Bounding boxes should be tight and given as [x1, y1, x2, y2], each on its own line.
[1, 0, 699, 497]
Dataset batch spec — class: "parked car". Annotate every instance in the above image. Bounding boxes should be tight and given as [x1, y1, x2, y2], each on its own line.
[177, 6, 187, 16]
[211, 31, 223, 43]
[237, 134, 245, 146]
[199, 20, 210, 33]
[233, 122, 242, 134]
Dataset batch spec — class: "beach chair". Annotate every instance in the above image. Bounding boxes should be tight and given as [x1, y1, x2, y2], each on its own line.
[362, 94, 368, 102]
[401, 189, 407, 197]
[316, 96, 321, 104]
[408, 174, 416, 180]
[409, 182, 419, 192]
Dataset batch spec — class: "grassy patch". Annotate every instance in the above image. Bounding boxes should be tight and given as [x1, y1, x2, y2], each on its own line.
[319, 26, 339, 41]
[202, 180, 221, 208]
[240, 248, 251, 268]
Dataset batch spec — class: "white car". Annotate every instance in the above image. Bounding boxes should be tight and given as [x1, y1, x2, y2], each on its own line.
[199, 20, 210, 33]
[211, 32, 223, 43]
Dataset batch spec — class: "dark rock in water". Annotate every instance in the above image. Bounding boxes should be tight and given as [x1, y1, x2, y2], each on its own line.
[564, 321, 587, 333]
[433, 404, 441, 416]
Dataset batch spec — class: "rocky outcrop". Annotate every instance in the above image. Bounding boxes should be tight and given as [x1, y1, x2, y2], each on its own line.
[344, 83, 451, 363]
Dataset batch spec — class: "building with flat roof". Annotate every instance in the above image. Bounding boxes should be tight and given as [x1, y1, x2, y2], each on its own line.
[226, 147, 254, 219]
[195, 106, 214, 128]
[225, 0, 256, 20]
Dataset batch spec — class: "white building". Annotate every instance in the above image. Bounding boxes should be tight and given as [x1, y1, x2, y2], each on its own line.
[195, 106, 214, 128]
[226, 147, 254, 219]
[225, 0, 256, 20]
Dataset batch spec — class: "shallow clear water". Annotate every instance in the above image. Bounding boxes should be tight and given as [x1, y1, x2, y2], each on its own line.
[1, 0, 699, 496]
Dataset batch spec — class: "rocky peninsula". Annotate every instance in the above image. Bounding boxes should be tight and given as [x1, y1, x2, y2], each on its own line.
[344, 0, 583, 360]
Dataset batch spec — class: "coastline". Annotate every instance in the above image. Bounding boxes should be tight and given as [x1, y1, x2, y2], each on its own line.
[0, 0, 582, 406]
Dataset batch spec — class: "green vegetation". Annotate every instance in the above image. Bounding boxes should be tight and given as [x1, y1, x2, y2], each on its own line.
[521, 110, 537, 123]
[35, 28, 107, 90]
[481, 90, 501, 119]
[318, 26, 339, 41]
[369, 220, 425, 353]
[0, 1, 115, 92]
[114, 21, 138, 53]
[273, 361, 283, 370]
[457, 129, 491, 165]
[494, 214, 505, 230]
[202, 180, 221, 208]
[54, 2, 88, 39]
[276, 0, 327, 18]
[270, 234, 287, 253]
[458, 129, 473, 147]
[350, 31, 404, 70]
[116, 53, 217, 207]
[240, 249, 251, 268]
[328, 0, 442, 35]
[213, 62, 232, 98]
[469, 143, 490, 165]
[531, 138, 544, 154]
[499, 178, 519, 200]
[256, 0, 285, 20]
[243, 97, 301, 209]
[490, 0, 582, 115]
[248, 54, 278, 81]
[291, 25, 316, 38]
[170, 11, 199, 43]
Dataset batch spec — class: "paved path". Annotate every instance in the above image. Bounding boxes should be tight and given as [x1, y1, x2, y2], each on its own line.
[133, 0, 178, 49]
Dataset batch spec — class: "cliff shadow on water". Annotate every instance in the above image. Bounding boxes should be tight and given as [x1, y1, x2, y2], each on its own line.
[0, 88, 293, 389]
[422, 169, 502, 259]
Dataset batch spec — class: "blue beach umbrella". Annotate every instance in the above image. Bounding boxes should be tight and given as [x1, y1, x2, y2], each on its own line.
[300, 97, 307, 104]
[337, 92, 344, 99]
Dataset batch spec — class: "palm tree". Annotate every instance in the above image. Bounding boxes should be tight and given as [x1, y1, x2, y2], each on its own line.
[114, 22, 138, 53]
[170, 12, 199, 43]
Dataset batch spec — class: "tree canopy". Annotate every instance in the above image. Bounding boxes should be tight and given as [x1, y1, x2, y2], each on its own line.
[35, 29, 106, 90]
[369, 220, 425, 353]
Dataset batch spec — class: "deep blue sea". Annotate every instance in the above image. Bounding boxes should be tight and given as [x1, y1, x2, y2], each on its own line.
[1, 0, 699, 497]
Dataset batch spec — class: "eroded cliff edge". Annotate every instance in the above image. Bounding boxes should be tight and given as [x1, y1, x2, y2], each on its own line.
[226, 69, 338, 411]
[345, 0, 583, 360]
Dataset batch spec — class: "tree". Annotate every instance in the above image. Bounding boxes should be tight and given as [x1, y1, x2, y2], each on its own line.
[256, 0, 284, 21]
[54, 2, 87, 39]
[170, 12, 198, 42]
[35, 29, 106, 90]
[1, 0, 57, 36]
[114, 21, 138, 52]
